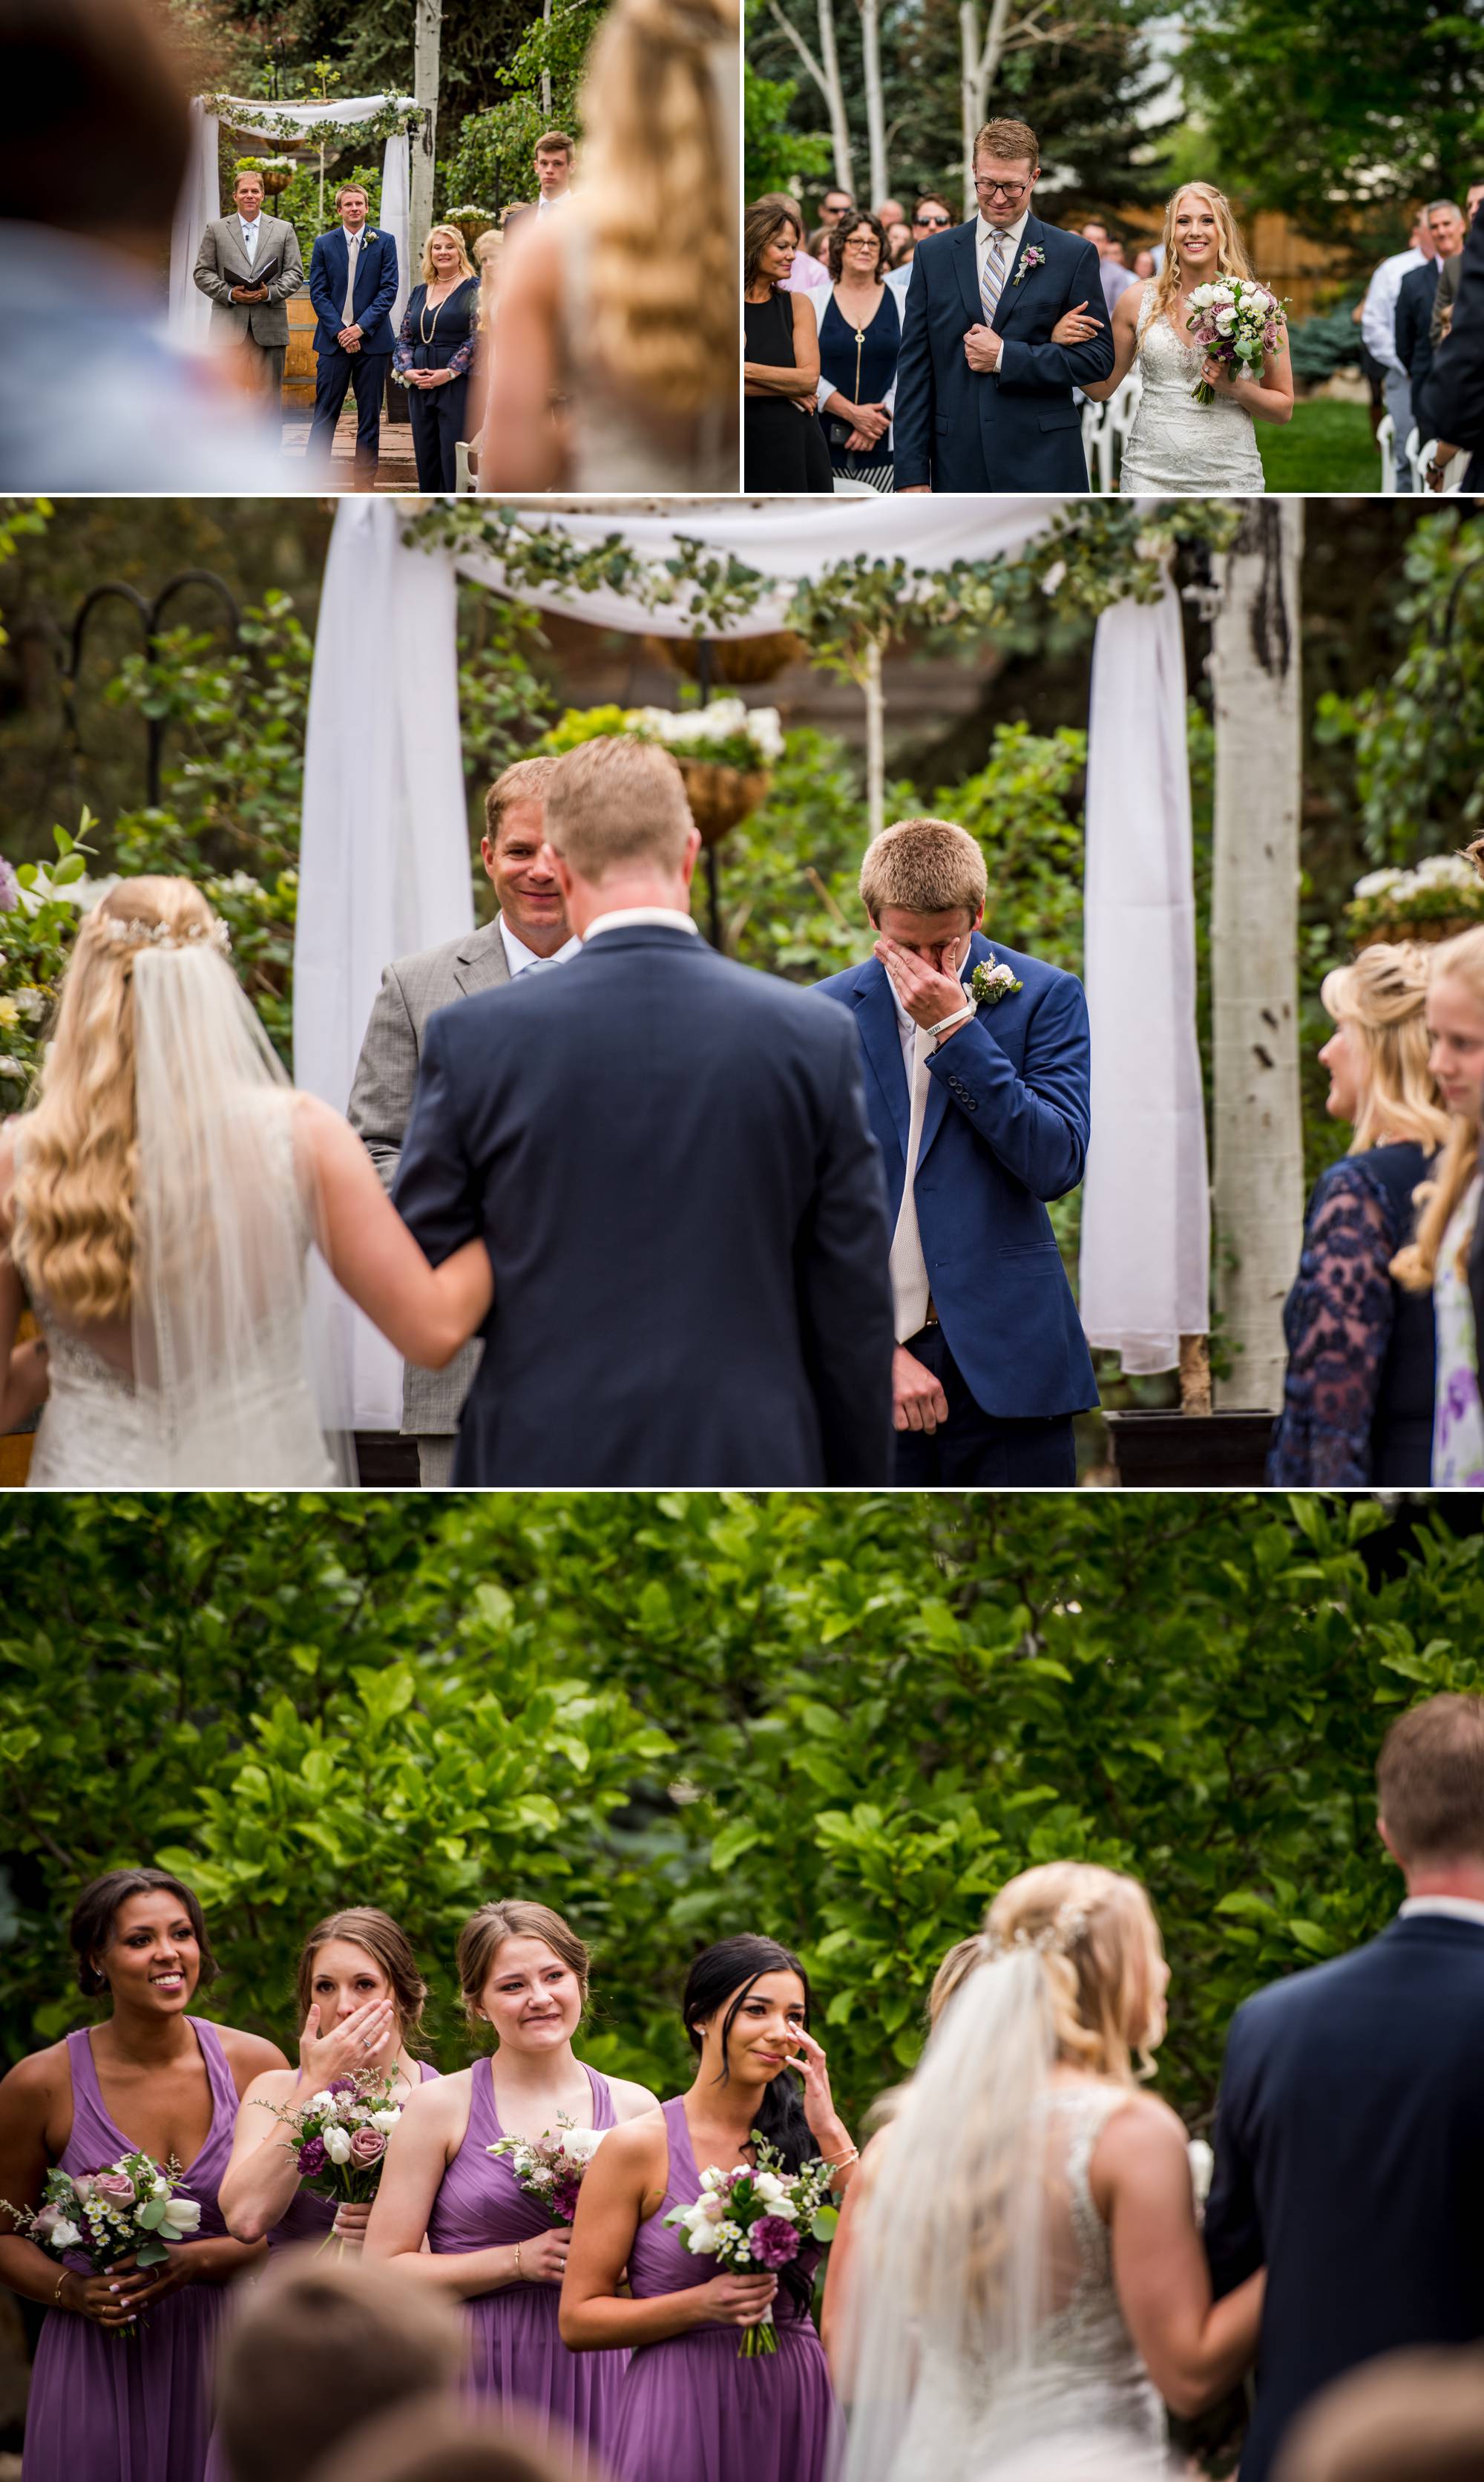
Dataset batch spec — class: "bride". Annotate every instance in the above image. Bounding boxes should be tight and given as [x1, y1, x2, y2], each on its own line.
[0, 876, 492, 1485]
[1074, 183, 1293, 493]
[827, 1862, 1263, 2480]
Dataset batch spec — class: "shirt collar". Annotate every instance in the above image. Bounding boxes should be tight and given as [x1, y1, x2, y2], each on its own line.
[498, 916, 581, 975]
[1399, 1896, 1484, 1929]
[582, 906, 700, 942]
[976, 208, 1028, 260]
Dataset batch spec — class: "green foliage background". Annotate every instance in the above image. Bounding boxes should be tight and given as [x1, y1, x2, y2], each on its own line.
[1, 1493, 1477, 2130]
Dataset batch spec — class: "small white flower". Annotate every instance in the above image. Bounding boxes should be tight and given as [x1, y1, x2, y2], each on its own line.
[322, 2124, 353, 2165]
[50, 2219, 82, 2251]
[310, 2090, 338, 2114]
[1353, 867, 1405, 900]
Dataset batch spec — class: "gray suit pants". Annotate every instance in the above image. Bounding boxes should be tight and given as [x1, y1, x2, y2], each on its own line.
[243, 338, 286, 412]
[1385, 366, 1415, 488]
[416, 1435, 458, 1488]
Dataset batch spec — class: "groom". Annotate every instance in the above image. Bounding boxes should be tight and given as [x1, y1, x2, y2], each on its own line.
[893, 118, 1113, 491]
[392, 736, 896, 1486]
[1204, 1692, 1484, 2481]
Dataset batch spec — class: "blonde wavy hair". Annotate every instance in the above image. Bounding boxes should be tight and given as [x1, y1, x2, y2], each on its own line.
[418, 224, 475, 285]
[982, 1861, 1166, 2087]
[1149, 182, 1255, 321]
[9, 879, 217, 1323]
[1319, 941, 1451, 1157]
[1393, 920, 1484, 1294]
[577, 0, 738, 417]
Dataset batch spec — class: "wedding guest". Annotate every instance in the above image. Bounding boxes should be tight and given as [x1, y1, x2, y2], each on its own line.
[812, 211, 901, 492]
[1275, 2348, 1484, 2482]
[875, 197, 906, 230]
[815, 816, 1097, 1486]
[1267, 943, 1448, 1487]
[1427, 184, 1484, 489]
[1428, 180, 1484, 352]
[562, 1935, 856, 2482]
[762, 192, 830, 292]
[0, 1867, 284, 2482]
[504, 134, 577, 235]
[817, 187, 855, 233]
[1132, 248, 1156, 280]
[1393, 924, 1484, 1486]
[214, 2256, 464, 2482]
[885, 219, 912, 258]
[1396, 200, 1463, 441]
[194, 167, 306, 412]
[1362, 210, 1437, 488]
[1206, 1693, 1484, 2482]
[0, 0, 286, 489]
[395, 226, 480, 490]
[366, 1901, 657, 2470]
[306, 184, 401, 488]
[481, 0, 738, 489]
[309, 2398, 577, 2482]
[1082, 218, 1137, 318]
[347, 755, 574, 1490]
[744, 198, 834, 491]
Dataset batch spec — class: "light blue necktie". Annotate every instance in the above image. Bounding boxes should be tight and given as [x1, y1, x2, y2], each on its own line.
[521, 956, 560, 975]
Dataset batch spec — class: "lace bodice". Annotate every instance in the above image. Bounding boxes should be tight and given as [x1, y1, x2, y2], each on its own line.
[1119, 284, 1264, 495]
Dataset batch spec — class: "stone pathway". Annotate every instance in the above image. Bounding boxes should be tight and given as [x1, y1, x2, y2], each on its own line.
[279, 407, 419, 489]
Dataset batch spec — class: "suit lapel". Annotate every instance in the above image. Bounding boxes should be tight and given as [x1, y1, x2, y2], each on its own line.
[856, 965, 910, 1159]
[452, 920, 511, 997]
[953, 220, 983, 331]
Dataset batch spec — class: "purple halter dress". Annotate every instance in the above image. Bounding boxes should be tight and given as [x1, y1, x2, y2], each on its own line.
[22, 2020, 241, 2482]
[608, 2096, 838, 2482]
[426, 2056, 626, 2468]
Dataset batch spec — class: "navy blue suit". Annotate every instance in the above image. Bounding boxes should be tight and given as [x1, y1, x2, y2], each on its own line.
[893, 215, 1114, 491]
[1430, 198, 1484, 486]
[1205, 1913, 1484, 2482]
[307, 224, 399, 479]
[392, 924, 896, 1486]
[815, 931, 1097, 1479]
[1395, 258, 1439, 435]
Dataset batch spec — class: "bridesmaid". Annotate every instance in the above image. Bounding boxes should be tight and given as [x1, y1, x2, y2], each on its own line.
[364, 1899, 658, 2470]
[561, 1934, 858, 2482]
[0, 1867, 284, 2482]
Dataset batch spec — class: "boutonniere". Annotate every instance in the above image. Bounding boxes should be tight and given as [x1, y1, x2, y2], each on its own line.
[1012, 246, 1045, 286]
[971, 956, 1022, 1006]
[367, 231, 378, 240]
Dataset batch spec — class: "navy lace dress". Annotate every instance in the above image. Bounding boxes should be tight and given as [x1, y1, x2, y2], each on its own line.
[1267, 1142, 1436, 1487]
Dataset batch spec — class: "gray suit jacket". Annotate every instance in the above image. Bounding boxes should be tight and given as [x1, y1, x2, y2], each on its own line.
[193, 214, 304, 348]
[347, 916, 511, 1433]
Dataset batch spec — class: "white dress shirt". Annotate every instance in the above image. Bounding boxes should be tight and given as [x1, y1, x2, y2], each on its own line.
[238, 213, 262, 261]
[1362, 246, 1425, 373]
[582, 906, 700, 941]
[1399, 1895, 1484, 1928]
[498, 917, 582, 975]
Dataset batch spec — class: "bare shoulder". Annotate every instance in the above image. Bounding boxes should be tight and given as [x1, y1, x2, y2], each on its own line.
[401, 2063, 470, 2129]
[502, 213, 562, 310]
[605, 2075, 663, 2124]
[0, 2040, 69, 2120]
[234, 2063, 301, 2112]
[217, 2027, 291, 2096]
[1115, 281, 1147, 327]
[593, 2104, 668, 2178]
[1092, 2086, 1189, 2172]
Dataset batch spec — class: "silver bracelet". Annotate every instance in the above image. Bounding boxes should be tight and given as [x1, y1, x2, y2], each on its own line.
[928, 1002, 974, 1043]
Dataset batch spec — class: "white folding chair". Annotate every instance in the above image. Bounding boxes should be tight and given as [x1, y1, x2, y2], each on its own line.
[1106, 367, 1143, 491]
[1080, 396, 1107, 488]
[1404, 423, 1428, 492]
[1376, 410, 1396, 494]
[1416, 436, 1466, 494]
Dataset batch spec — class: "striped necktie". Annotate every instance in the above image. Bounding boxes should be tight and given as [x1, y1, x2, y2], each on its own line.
[979, 228, 1008, 324]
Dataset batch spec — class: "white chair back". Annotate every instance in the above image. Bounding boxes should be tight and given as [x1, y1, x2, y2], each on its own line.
[1376, 410, 1396, 493]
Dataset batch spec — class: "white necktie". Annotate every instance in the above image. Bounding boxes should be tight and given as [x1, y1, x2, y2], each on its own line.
[979, 229, 1007, 324]
[888, 1026, 935, 1343]
[342, 229, 361, 327]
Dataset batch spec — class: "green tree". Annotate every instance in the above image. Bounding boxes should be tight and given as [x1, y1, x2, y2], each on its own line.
[744, 58, 834, 197]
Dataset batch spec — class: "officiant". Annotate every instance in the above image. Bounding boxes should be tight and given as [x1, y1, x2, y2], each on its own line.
[192, 167, 305, 407]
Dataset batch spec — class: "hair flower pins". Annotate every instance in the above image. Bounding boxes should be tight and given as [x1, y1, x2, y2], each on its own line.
[99, 915, 232, 957]
[980, 1902, 1090, 1962]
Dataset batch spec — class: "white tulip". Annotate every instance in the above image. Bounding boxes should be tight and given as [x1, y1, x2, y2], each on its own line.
[370, 2110, 401, 2135]
[322, 2124, 353, 2165]
[159, 2196, 203, 2239]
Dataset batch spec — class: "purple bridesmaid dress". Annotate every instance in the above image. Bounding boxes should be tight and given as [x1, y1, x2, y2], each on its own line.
[426, 2056, 626, 2469]
[22, 2020, 242, 2482]
[608, 2096, 839, 2482]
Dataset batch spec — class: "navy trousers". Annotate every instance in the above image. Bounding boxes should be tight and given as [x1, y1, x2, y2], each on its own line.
[407, 371, 470, 491]
[309, 348, 390, 481]
[891, 1323, 1077, 1486]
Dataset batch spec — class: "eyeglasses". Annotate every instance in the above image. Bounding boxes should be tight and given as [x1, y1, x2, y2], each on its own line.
[975, 177, 1029, 200]
[914, 212, 951, 229]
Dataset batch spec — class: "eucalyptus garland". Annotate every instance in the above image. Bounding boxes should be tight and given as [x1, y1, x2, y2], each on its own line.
[200, 94, 424, 149]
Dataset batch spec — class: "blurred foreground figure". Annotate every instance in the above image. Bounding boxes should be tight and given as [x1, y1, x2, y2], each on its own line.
[216, 2254, 464, 2482]
[308, 2399, 590, 2482]
[1274, 2348, 1484, 2482]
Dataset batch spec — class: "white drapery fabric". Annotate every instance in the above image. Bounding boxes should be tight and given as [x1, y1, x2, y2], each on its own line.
[169, 95, 414, 350]
[1079, 579, 1209, 1372]
[298, 496, 1206, 1426]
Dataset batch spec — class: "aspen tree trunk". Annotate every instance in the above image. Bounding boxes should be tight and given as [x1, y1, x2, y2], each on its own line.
[411, 0, 442, 264]
[959, 0, 1012, 213]
[1210, 502, 1305, 1412]
[768, 0, 856, 193]
[858, 0, 888, 206]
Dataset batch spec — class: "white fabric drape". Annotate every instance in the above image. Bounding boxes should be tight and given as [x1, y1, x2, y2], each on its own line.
[295, 500, 473, 1432]
[1078, 579, 1209, 1373]
[168, 94, 414, 347]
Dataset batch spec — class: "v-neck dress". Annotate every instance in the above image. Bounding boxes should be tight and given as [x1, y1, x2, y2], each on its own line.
[425, 2056, 626, 2469]
[22, 2020, 240, 2482]
[608, 2095, 838, 2482]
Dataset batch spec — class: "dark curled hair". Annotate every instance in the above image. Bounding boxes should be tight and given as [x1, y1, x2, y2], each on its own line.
[682, 1936, 817, 2311]
[70, 1867, 218, 1998]
[827, 211, 887, 282]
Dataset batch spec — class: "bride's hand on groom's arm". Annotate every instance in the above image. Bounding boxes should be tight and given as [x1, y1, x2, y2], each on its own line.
[297, 1096, 493, 1370]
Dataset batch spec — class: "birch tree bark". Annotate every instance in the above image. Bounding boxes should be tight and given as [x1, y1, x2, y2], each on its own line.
[858, 0, 888, 206]
[1209, 501, 1305, 1412]
[410, 0, 443, 265]
[958, 0, 1091, 215]
[766, 0, 856, 193]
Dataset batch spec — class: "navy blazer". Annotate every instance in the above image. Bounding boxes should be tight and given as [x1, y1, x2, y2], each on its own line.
[392, 925, 896, 1487]
[893, 215, 1114, 491]
[308, 225, 399, 357]
[1205, 1913, 1484, 2482]
[1429, 198, 1484, 467]
[814, 932, 1097, 1421]
[1395, 258, 1439, 429]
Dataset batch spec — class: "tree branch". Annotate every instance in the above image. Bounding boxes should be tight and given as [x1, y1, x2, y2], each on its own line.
[766, 0, 831, 99]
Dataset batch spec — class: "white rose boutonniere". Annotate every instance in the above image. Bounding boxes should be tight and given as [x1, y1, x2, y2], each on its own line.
[971, 956, 1022, 1007]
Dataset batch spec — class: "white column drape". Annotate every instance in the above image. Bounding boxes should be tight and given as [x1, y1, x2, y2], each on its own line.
[295, 500, 473, 1432]
[1078, 579, 1209, 1373]
[168, 96, 414, 347]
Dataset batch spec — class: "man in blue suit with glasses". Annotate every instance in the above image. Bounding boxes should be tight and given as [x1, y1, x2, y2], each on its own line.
[307, 184, 400, 485]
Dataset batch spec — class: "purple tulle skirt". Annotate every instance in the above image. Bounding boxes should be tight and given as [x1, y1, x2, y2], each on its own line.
[22, 2281, 232, 2482]
[608, 2318, 838, 2482]
[464, 2282, 626, 2471]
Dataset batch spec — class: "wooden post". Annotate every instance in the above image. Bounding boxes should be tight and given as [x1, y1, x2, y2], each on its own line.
[1209, 502, 1305, 1412]
[542, 0, 554, 117]
[411, 0, 443, 265]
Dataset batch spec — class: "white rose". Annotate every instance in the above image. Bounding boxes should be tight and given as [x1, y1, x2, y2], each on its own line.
[50, 2219, 82, 2252]
[310, 2091, 338, 2114]
[322, 2124, 353, 2165]
[1215, 309, 1235, 334]
[151, 2176, 170, 2198]
[559, 2126, 606, 2164]
[698, 2167, 726, 2195]
[751, 2172, 796, 2216]
[158, 2196, 202, 2239]
[370, 2110, 401, 2135]
[680, 2208, 723, 2253]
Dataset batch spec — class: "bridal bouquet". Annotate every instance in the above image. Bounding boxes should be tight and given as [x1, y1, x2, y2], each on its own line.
[487, 2117, 607, 2224]
[664, 2136, 839, 2359]
[1186, 278, 1285, 405]
[269, 2069, 405, 2239]
[1, 2148, 201, 2339]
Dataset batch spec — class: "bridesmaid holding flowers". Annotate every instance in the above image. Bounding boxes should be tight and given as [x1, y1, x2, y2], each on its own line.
[0, 1867, 285, 2482]
[364, 1899, 658, 2471]
[561, 1933, 858, 2482]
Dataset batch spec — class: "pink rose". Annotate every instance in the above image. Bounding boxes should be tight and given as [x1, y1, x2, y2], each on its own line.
[33, 2204, 61, 2239]
[91, 2173, 137, 2204]
[69, 2176, 94, 2202]
[348, 2126, 385, 2168]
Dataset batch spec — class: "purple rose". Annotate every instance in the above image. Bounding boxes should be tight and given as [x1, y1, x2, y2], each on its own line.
[749, 2216, 801, 2270]
[298, 2136, 326, 2177]
[0, 859, 17, 914]
[92, 2172, 137, 2204]
[348, 2126, 385, 2167]
[551, 2178, 581, 2223]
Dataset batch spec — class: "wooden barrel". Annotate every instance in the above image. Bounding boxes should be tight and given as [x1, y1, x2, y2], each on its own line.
[283, 294, 318, 409]
[0, 1309, 37, 1489]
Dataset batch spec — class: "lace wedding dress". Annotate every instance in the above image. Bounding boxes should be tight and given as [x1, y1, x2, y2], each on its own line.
[1119, 284, 1265, 495]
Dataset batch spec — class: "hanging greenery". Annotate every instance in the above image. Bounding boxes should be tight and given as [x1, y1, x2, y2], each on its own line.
[199, 91, 424, 149]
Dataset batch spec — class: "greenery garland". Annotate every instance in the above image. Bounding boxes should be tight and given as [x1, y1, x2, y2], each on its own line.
[200, 93, 424, 149]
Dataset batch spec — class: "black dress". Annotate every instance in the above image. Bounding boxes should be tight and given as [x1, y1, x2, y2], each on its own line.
[1267, 1140, 1436, 1486]
[394, 275, 479, 490]
[743, 289, 833, 492]
[817, 286, 901, 489]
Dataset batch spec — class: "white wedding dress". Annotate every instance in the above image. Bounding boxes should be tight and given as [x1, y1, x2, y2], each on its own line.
[1119, 284, 1265, 495]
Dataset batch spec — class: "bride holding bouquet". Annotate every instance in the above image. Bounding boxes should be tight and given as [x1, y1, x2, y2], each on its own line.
[1073, 183, 1293, 492]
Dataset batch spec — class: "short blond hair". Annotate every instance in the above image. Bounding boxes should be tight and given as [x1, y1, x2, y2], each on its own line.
[543, 737, 694, 882]
[483, 754, 560, 843]
[973, 117, 1039, 168]
[860, 817, 988, 920]
[1319, 941, 1451, 1156]
[418, 223, 475, 284]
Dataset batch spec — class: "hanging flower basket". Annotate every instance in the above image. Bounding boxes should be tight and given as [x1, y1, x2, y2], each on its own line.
[676, 759, 773, 846]
[237, 155, 298, 197]
[444, 203, 496, 249]
[653, 633, 806, 687]
[1345, 857, 1484, 953]
[1354, 913, 1477, 952]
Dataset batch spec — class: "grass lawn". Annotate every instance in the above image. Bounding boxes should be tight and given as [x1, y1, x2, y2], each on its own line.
[1258, 396, 1381, 491]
